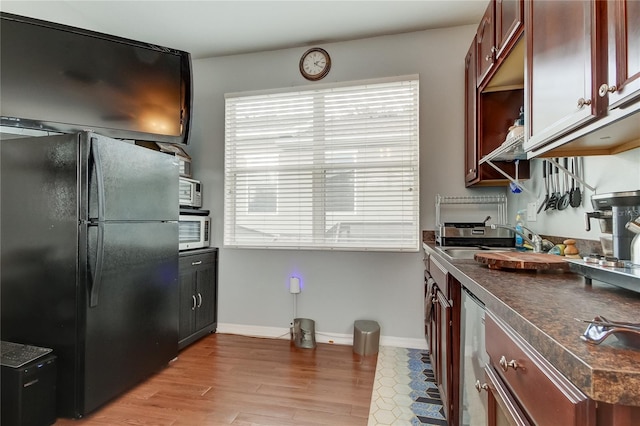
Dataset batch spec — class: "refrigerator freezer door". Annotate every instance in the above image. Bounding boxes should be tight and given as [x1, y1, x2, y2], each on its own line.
[86, 133, 179, 222]
[83, 221, 178, 415]
[1, 133, 81, 417]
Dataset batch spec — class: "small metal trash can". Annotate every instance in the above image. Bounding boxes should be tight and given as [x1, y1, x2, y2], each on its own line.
[353, 320, 380, 356]
[293, 318, 316, 349]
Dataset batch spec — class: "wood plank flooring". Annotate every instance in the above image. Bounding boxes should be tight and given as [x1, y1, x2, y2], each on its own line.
[54, 333, 377, 425]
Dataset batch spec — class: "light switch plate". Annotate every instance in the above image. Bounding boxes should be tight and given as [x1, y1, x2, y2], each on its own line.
[527, 202, 537, 222]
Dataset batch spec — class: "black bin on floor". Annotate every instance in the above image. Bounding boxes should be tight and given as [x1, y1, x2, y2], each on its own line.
[1, 342, 57, 426]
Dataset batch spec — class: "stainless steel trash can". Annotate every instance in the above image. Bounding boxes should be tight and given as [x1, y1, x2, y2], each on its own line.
[353, 320, 380, 355]
[293, 318, 316, 349]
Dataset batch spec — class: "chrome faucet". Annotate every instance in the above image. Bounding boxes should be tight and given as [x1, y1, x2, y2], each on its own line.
[490, 224, 543, 253]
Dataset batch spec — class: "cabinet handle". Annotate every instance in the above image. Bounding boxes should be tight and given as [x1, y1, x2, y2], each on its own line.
[197, 293, 203, 308]
[191, 295, 197, 311]
[468, 168, 476, 174]
[598, 83, 618, 97]
[577, 98, 592, 108]
[499, 355, 520, 372]
[191, 260, 202, 266]
[475, 380, 489, 393]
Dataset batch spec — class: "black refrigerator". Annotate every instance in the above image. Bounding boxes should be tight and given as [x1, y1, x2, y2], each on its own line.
[1, 131, 180, 418]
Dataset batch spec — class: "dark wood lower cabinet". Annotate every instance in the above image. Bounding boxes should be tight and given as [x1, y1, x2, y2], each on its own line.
[425, 257, 461, 424]
[425, 247, 640, 426]
[178, 248, 218, 350]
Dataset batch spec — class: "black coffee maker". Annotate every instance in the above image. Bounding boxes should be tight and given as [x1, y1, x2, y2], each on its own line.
[586, 191, 640, 260]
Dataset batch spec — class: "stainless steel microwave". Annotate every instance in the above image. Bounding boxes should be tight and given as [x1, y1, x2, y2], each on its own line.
[179, 177, 202, 208]
[179, 215, 211, 251]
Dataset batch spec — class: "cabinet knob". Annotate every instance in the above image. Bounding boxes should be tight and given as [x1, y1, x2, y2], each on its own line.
[485, 54, 493, 62]
[577, 98, 592, 108]
[468, 168, 476, 174]
[499, 355, 520, 372]
[474, 380, 489, 393]
[598, 83, 618, 97]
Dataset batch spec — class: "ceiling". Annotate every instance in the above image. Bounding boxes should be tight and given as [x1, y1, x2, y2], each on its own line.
[0, 1, 485, 59]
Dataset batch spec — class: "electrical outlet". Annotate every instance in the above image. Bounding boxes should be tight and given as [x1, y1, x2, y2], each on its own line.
[527, 202, 537, 222]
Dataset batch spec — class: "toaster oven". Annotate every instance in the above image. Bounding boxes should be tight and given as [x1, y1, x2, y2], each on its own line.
[179, 177, 202, 208]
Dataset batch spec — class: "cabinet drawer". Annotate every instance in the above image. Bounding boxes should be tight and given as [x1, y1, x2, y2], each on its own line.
[485, 312, 594, 426]
[179, 250, 216, 269]
[429, 256, 449, 299]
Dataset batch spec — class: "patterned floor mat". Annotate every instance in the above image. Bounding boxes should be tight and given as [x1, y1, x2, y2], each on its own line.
[368, 346, 447, 425]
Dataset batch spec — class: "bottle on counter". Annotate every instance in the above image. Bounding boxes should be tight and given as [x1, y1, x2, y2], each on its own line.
[515, 210, 526, 249]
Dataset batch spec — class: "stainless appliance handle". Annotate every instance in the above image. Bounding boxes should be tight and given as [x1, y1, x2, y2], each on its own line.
[89, 222, 105, 307]
[90, 138, 106, 222]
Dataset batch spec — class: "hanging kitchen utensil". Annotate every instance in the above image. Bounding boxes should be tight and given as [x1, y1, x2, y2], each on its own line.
[571, 156, 582, 207]
[558, 158, 570, 210]
[569, 157, 577, 207]
[510, 159, 522, 193]
[537, 163, 548, 214]
[547, 161, 558, 210]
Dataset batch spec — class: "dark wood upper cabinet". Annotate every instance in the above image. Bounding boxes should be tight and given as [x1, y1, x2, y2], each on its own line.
[465, 40, 478, 184]
[604, 0, 640, 109]
[476, 3, 496, 86]
[524, 0, 640, 157]
[525, 0, 604, 148]
[495, 0, 524, 58]
[466, 0, 529, 187]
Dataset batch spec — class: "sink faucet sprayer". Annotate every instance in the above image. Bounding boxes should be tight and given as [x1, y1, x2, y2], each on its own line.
[490, 224, 543, 253]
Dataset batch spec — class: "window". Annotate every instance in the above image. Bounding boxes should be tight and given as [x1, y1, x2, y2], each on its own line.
[224, 76, 419, 251]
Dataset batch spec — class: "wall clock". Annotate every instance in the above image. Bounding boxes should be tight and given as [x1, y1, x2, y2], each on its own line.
[299, 47, 331, 81]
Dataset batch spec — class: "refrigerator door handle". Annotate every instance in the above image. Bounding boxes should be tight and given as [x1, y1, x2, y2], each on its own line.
[90, 137, 106, 222]
[89, 222, 105, 307]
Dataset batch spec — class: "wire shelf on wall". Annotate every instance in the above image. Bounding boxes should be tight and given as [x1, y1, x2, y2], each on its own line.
[435, 194, 508, 227]
[479, 133, 526, 163]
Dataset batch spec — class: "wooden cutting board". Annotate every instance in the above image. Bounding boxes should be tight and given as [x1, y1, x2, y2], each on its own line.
[474, 252, 571, 271]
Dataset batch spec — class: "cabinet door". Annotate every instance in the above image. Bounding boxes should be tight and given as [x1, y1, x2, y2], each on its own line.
[495, 0, 523, 58]
[194, 260, 217, 330]
[526, 0, 605, 149]
[604, 0, 640, 109]
[465, 39, 479, 184]
[429, 288, 439, 375]
[178, 266, 196, 342]
[436, 289, 452, 421]
[477, 2, 496, 86]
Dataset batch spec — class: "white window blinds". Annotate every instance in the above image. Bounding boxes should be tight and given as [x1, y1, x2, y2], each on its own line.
[224, 76, 420, 251]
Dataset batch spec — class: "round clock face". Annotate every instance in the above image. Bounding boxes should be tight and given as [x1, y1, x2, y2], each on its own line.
[299, 48, 331, 81]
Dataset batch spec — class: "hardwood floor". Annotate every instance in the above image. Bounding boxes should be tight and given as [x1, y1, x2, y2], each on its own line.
[54, 333, 377, 425]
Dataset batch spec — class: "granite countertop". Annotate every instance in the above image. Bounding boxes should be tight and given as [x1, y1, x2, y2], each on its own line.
[423, 242, 640, 407]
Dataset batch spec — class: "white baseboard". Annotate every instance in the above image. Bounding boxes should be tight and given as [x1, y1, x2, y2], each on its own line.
[217, 323, 428, 350]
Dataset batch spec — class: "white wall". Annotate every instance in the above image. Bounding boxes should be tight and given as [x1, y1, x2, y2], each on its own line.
[187, 25, 501, 347]
[507, 149, 640, 239]
[188, 23, 640, 346]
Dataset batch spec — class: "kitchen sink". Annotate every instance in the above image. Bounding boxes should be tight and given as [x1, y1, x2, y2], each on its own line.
[436, 246, 518, 261]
